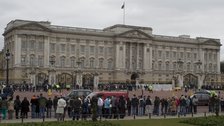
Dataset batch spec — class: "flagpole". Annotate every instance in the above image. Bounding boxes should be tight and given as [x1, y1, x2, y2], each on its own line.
[123, 2, 125, 25]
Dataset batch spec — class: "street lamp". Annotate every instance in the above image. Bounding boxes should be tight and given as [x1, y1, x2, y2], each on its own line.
[49, 56, 56, 86]
[5, 49, 10, 86]
[75, 58, 82, 89]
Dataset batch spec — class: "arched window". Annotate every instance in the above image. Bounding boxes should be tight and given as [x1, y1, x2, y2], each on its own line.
[60, 56, 66, 67]
[80, 57, 85, 69]
[158, 61, 162, 70]
[30, 54, 35, 66]
[70, 57, 75, 67]
[209, 64, 212, 72]
[89, 58, 95, 68]
[125, 58, 129, 69]
[166, 62, 169, 71]
[108, 59, 113, 70]
[99, 58, 104, 69]
[139, 59, 143, 69]
[187, 63, 191, 71]
[173, 62, 176, 70]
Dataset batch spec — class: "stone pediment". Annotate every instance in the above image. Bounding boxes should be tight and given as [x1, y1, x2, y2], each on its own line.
[116, 30, 152, 39]
[202, 39, 221, 46]
[17, 22, 51, 32]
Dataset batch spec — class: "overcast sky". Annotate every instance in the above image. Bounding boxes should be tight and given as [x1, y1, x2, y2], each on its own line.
[0, 0, 224, 60]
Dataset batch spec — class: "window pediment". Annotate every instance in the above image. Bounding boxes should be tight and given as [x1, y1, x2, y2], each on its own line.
[202, 40, 221, 46]
[115, 30, 152, 39]
[17, 22, 51, 32]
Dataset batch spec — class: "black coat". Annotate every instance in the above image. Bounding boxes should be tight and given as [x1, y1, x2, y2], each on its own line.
[21, 99, 30, 113]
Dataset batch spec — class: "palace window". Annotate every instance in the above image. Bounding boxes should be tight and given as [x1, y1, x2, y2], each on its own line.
[173, 52, 176, 59]
[108, 59, 113, 70]
[194, 53, 197, 60]
[187, 52, 191, 59]
[60, 44, 66, 53]
[50, 43, 56, 53]
[99, 46, 104, 54]
[158, 62, 162, 70]
[99, 58, 104, 69]
[71, 45, 75, 54]
[166, 62, 169, 71]
[70, 57, 75, 67]
[38, 56, 44, 67]
[30, 40, 35, 51]
[187, 63, 190, 71]
[158, 51, 162, 58]
[38, 42, 44, 51]
[30, 55, 35, 66]
[90, 46, 95, 54]
[80, 45, 85, 54]
[108, 47, 113, 54]
[166, 51, 169, 59]
[21, 41, 27, 51]
[21, 56, 26, 66]
[60, 56, 66, 67]
[89, 58, 95, 68]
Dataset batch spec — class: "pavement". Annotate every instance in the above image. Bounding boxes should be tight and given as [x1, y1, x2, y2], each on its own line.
[0, 112, 221, 124]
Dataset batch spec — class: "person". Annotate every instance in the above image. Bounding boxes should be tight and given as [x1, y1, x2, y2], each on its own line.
[192, 95, 198, 114]
[104, 96, 111, 118]
[14, 95, 21, 119]
[145, 96, 152, 116]
[126, 97, 131, 116]
[97, 96, 103, 118]
[21, 97, 30, 118]
[118, 96, 126, 118]
[0, 96, 8, 120]
[38, 93, 47, 118]
[131, 94, 139, 116]
[56, 96, 66, 121]
[30, 95, 37, 118]
[81, 96, 89, 120]
[72, 96, 82, 120]
[139, 95, 144, 116]
[7, 97, 14, 119]
[46, 97, 53, 118]
[91, 95, 98, 121]
[53, 96, 58, 118]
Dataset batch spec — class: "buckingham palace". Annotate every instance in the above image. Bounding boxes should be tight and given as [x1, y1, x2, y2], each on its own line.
[0, 19, 222, 89]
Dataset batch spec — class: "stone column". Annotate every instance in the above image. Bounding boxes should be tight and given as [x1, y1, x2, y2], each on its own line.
[14, 35, 21, 67]
[44, 36, 50, 67]
[217, 50, 220, 73]
[136, 43, 139, 69]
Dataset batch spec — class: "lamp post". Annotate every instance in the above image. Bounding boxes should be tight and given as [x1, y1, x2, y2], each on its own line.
[5, 49, 10, 87]
[195, 60, 203, 89]
[75, 59, 82, 89]
[49, 56, 56, 86]
[176, 58, 184, 87]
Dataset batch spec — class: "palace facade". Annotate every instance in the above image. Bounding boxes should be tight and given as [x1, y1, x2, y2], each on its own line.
[1, 20, 222, 89]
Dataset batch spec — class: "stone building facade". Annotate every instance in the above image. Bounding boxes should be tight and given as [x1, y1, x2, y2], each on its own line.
[1, 20, 222, 89]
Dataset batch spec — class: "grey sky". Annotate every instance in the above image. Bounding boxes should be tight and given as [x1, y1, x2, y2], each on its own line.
[0, 0, 224, 60]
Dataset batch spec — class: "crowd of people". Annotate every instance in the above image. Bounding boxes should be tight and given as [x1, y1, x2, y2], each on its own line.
[0, 90, 224, 121]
